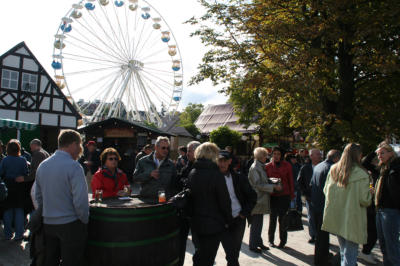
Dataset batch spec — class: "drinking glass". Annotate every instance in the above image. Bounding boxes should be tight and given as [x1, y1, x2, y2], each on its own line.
[158, 189, 166, 203]
[95, 189, 103, 203]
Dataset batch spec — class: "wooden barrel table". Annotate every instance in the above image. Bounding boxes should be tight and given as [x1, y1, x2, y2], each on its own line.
[87, 197, 179, 266]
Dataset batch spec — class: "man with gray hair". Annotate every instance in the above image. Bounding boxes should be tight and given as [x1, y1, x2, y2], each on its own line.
[26, 139, 50, 183]
[311, 149, 341, 266]
[133, 136, 177, 200]
[297, 148, 322, 243]
[175, 141, 201, 266]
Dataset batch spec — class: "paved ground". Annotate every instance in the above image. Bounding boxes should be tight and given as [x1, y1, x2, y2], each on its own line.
[0, 205, 383, 266]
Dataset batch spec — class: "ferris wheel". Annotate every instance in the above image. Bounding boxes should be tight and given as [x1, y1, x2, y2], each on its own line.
[52, 0, 183, 127]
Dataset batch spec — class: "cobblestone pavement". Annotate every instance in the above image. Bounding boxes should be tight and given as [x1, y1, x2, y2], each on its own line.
[0, 206, 383, 266]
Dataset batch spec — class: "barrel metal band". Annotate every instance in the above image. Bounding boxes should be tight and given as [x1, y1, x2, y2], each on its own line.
[90, 204, 174, 215]
[90, 210, 176, 222]
[87, 229, 179, 248]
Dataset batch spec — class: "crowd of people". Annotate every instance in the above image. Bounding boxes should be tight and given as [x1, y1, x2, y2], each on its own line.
[0, 129, 399, 266]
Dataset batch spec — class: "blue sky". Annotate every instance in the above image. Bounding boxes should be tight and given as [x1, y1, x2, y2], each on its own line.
[0, 0, 228, 110]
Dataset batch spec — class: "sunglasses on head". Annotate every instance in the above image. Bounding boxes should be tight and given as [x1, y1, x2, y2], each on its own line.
[108, 157, 118, 161]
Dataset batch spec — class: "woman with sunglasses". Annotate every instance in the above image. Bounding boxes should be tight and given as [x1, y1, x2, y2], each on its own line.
[91, 148, 129, 198]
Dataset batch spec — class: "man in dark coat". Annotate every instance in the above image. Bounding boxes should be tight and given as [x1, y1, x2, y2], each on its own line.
[79, 141, 101, 191]
[135, 144, 152, 167]
[218, 150, 257, 266]
[133, 137, 177, 200]
[297, 148, 322, 243]
[175, 141, 201, 266]
[310, 149, 340, 266]
[24, 139, 50, 218]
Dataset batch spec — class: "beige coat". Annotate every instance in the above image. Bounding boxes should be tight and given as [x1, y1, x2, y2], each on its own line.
[248, 160, 275, 215]
[322, 166, 372, 244]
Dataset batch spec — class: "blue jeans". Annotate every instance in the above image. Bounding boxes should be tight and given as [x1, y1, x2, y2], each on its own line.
[305, 200, 316, 238]
[376, 208, 400, 266]
[337, 236, 358, 266]
[3, 208, 25, 239]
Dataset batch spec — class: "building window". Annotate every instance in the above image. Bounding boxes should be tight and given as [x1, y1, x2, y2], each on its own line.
[1, 69, 19, 90]
[22, 73, 37, 93]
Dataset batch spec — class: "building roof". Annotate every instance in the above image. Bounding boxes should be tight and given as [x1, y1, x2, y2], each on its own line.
[161, 116, 194, 138]
[194, 103, 258, 134]
[78, 117, 175, 136]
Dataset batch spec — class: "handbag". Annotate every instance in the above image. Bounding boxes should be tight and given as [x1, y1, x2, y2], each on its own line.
[169, 188, 192, 218]
[0, 178, 7, 202]
[283, 208, 304, 232]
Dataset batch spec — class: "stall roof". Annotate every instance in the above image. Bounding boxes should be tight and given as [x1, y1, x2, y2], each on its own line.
[78, 117, 175, 136]
[0, 118, 37, 131]
[194, 103, 258, 134]
[161, 116, 194, 138]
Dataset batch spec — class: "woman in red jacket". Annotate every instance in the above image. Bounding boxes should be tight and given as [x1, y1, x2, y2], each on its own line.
[265, 147, 295, 249]
[91, 148, 129, 198]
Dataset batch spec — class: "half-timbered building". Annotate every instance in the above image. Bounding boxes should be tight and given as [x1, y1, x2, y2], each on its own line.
[0, 42, 81, 151]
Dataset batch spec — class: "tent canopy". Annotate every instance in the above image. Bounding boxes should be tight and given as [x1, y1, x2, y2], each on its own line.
[0, 118, 37, 131]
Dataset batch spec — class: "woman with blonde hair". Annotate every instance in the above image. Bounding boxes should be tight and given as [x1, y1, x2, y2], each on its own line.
[375, 141, 400, 266]
[248, 147, 281, 253]
[187, 142, 232, 266]
[322, 143, 373, 266]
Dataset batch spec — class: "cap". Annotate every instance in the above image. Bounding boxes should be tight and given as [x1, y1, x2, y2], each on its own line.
[218, 150, 231, 160]
[86, 140, 96, 147]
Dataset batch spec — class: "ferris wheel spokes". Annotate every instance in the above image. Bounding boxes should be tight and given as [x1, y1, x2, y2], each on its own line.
[97, 4, 131, 59]
[53, 0, 183, 127]
[66, 25, 126, 63]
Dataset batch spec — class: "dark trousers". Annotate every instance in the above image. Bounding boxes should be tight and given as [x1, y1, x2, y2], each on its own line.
[362, 210, 377, 254]
[43, 220, 87, 266]
[193, 232, 222, 266]
[249, 214, 264, 249]
[178, 217, 190, 266]
[314, 211, 330, 266]
[268, 195, 290, 245]
[221, 217, 246, 266]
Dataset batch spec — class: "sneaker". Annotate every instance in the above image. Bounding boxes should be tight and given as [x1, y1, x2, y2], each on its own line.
[359, 252, 376, 264]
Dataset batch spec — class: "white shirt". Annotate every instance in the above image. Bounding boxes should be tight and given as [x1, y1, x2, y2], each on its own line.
[224, 173, 242, 218]
[153, 153, 164, 168]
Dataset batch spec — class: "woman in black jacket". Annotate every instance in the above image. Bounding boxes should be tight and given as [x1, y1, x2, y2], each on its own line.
[375, 142, 400, 266]
[188, 142, 232, 266]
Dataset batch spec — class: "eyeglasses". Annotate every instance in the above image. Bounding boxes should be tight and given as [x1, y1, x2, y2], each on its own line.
[107, 157, 118, 161]
[160, 146, 169, 150]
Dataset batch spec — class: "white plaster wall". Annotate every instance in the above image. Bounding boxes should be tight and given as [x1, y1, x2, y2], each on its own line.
[60, 115, 76, 128]
[65, 105, 72, 113]
[23, 58, 38, 72]
[39, 97, 50, 110]
[3, 55, 20, 68]
[53, 98, 63, 112]
[0, 109, 16, 119]
[41, 113, 58, 126]
[15, 47, 29, 56]
[40, 76, 48, 93]
[4, 94, 17, 107]
[18, 111, 39, 124]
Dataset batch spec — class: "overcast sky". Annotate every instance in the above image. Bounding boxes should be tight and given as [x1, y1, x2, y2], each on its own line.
[0, 0, 228, 110]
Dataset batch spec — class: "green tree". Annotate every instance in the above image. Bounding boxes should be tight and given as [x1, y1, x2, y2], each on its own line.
[210, 126, 242, 150]
[188, 0, 400, 151]
[179, 103, 204, 137]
